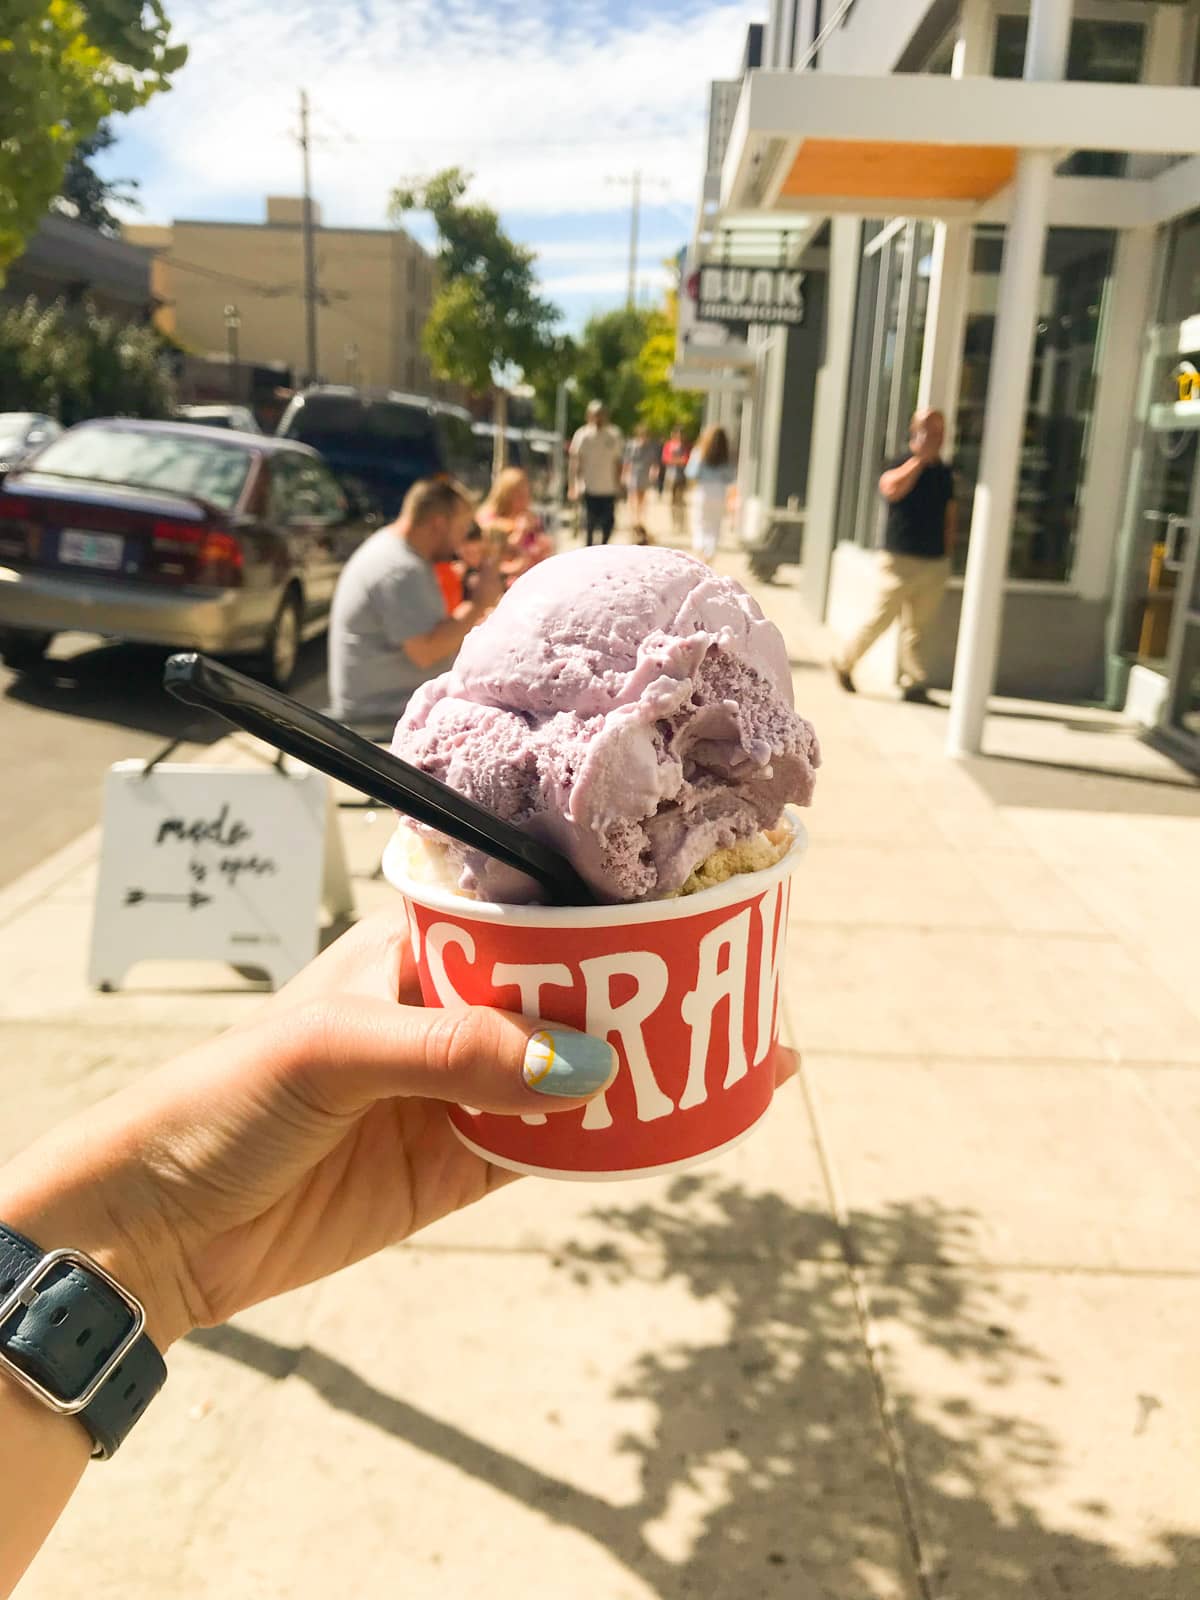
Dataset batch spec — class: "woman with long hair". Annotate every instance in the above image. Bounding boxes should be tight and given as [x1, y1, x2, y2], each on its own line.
[477, 466, 554, 583]
[685, 425, 736, 562]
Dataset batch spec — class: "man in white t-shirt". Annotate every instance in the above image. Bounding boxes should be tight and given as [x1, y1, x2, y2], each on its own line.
[569, 399, 624, 547]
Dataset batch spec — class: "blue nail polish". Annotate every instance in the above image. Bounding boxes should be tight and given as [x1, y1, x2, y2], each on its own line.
[523, 1029, 617, 1097]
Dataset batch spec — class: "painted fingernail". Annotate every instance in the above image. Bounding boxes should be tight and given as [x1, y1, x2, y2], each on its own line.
[523, 1029, 617, 1097]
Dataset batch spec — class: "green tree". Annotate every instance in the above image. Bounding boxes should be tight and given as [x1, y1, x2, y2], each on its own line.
[569, 306, 654, 435]
[0, 0, 185, 278]
[635, 288, 704, 439]
[0, 297, 175, 424]
[55, 120, 140, 234]
[528, 332, 579, 430]
[389, 168, 561, 461]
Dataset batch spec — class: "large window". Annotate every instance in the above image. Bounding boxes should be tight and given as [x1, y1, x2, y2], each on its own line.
[953, 227, 1116, 583]
[1161, 211, 1200, 325]
[993, 13, 1144, 176]
[834, 219, 934, 550]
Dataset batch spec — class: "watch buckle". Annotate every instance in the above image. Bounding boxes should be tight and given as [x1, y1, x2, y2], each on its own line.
[0, 1247, 146, 1415]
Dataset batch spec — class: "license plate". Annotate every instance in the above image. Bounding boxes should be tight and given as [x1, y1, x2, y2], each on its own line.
[59, 529, 125, 570]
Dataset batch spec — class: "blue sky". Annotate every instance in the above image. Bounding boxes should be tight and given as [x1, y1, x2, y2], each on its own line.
[99, 0, 759, 330]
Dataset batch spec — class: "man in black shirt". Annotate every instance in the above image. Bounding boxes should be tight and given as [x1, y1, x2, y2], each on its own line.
[832, 408, 957, 703]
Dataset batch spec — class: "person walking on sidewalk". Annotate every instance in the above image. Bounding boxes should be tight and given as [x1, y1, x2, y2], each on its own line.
[831, 408, 957, 704]
[569, 400, 624, 547]
[662, 426, 690, 537]
[622, 423, 657, 537]
[685, 424, 736, 562]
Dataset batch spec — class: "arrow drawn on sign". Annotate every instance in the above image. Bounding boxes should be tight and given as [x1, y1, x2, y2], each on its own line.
[124, 889, 212, 909]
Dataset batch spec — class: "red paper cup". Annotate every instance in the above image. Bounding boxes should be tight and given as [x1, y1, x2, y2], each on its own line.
[382, 810, 807, 1180]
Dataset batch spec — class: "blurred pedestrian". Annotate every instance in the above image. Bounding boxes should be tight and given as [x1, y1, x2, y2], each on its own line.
[435, 522, 488, 612]
[478, 467, 554, 584]
[685, 425, 736, 562]
[623, 424, 657, 537]
[329, 477, 501, 733]
[662, 426, 691, 537]
[831, 407, 956, 703]
[569, 399, 624, 547]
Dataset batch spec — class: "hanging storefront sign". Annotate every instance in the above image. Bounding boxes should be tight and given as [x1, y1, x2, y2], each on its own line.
[692, 265, 807, 329]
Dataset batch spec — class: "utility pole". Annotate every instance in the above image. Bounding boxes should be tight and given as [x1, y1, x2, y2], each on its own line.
[298, 89, 319, 385]
[607, 171, 669, 311]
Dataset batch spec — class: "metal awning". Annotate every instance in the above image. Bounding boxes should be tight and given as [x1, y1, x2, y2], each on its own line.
[721, 71, 1200, 223]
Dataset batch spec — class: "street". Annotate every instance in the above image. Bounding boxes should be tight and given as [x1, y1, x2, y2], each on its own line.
[0, 633, 332, 890]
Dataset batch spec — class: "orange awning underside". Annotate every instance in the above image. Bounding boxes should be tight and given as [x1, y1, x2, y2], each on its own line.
[780, 138, 1019, 202]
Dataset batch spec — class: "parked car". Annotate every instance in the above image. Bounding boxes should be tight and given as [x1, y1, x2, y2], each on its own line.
[516, 428, 560, 504]
[0, 419, 376, 687]
[471, 422, 528, 482]
[0, 413, 63, 476]
[176, 404, 261, 433]
[276, 387, 487, 517]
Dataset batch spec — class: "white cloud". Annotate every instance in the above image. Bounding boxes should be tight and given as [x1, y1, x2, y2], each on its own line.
[121, 0, 756, 234]
[541, 267, 674, 296]
[532, 238, 684, 265]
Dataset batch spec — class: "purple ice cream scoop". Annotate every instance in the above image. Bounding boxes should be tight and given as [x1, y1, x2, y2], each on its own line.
[391, 545, 820, 903]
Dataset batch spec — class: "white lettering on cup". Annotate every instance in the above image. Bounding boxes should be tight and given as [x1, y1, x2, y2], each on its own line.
[491, 962, 574, 1016]
[423, 922, 475, 1007]
[754, 884, 786, 1066]
[492, 962, 575, 1126]
[679, 908, 751, 1109]
[578, 952, 672, 1130]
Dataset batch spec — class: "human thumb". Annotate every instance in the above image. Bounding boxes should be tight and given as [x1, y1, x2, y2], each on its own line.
[281, 996, 619, 1118]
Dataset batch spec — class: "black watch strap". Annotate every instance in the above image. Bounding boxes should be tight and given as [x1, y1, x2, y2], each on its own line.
[0, 1223, 167, 1458]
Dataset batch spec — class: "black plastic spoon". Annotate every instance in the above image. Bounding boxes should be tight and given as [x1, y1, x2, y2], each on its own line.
[162, 653, 595, 906]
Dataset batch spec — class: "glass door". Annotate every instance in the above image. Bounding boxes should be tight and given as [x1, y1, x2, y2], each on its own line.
[1110, 321, 1200, 705]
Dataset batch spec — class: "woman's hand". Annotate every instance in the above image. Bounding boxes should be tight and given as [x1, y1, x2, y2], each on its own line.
[0, 914, 618, 1349]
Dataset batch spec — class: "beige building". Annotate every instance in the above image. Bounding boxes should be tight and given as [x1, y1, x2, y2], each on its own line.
[127, 197, 440, 393]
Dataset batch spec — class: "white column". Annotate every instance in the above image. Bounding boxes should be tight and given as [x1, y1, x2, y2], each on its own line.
[917, 224, 973, 454]
[801, 216, 861, 615]
[945, 0, 1073, 760]
[916, 0, 991, 455]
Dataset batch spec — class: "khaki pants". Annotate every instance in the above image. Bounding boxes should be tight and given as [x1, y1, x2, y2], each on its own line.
[835, 551, 950, 688]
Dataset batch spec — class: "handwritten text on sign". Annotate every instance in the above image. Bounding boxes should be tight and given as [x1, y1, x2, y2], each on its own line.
[89, 762, 342, 991]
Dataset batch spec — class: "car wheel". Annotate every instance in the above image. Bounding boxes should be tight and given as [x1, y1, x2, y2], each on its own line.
[0, 631, 53, 671]
[260, 591, 302, 690]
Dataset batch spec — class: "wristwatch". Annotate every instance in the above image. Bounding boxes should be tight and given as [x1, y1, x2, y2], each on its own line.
[0, 1222, 167, 1458]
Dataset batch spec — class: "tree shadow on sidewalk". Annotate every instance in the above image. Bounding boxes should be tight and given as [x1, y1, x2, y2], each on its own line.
[192, 1180, 1200, 1598]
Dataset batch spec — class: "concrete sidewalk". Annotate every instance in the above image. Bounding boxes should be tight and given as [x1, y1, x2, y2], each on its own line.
[5, 522, 1200, 1599]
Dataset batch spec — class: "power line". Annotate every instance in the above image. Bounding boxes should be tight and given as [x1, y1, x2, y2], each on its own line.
[312, 128, 702, 153]
[160, 255, 299, 297]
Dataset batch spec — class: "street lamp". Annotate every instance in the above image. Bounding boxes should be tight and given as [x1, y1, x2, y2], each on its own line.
[553, 375, 577, 504]
[223, 303, 241, 386]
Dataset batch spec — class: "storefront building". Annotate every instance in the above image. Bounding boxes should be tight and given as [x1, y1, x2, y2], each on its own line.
[684, 0, 1200, 760]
